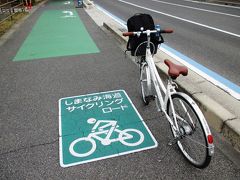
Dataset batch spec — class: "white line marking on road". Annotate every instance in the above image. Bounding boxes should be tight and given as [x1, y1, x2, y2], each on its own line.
[151, 0, 240, 18]
[183, 0, 240, 9]
[118, 0, 240, 38]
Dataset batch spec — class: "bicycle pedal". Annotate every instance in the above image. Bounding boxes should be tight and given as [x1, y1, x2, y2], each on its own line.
[146, 95, 155, 101]
[150, 95, 156, 100]
[168, 138, 179, 146]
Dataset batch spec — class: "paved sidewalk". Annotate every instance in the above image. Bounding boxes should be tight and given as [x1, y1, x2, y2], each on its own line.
[0, 0, 240, 179]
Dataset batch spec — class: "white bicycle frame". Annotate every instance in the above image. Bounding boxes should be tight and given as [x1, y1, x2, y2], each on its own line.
[143, 30, 180, 133]
[122, 27, 215, 165]
[143, 40, 214, 155]
[141, 30, 214, 156]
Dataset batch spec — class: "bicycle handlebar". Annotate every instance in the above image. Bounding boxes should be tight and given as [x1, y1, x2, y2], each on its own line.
[122, 32, 134, 36]
[123, 29, 173, 37]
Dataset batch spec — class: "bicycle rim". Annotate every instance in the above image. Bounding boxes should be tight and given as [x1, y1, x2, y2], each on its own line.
[167, 93, 211, 168]
[140, 63, 151, 105]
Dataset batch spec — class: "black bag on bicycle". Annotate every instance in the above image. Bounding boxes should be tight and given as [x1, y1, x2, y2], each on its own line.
[126, 13, 161, 56]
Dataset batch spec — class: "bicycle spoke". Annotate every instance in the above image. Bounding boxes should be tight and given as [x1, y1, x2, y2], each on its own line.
[182, 135, 208, 148]
[167, 93, 212, 168]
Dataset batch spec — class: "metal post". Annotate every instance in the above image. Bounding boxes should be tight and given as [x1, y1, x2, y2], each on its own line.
[76, 0, 83, 8]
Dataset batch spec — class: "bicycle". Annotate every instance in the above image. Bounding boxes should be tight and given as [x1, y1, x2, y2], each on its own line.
[69, 118, 144, 158]
[123, 27, 214, 168]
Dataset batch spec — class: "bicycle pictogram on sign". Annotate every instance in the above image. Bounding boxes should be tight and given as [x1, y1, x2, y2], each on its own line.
[69, 118, 145, 157]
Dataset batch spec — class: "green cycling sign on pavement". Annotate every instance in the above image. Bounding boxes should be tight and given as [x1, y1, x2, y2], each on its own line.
[59, 90, 158, 167]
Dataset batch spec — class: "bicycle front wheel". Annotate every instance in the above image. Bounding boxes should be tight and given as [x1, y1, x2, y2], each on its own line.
[140, 63, 152, 105]
[167, 93, 214, 168]
[69, 137, 96, 158]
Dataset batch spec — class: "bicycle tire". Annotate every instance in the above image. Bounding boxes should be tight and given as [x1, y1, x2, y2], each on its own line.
[140, 63, 152, 105]
[167, 93, 213, 168]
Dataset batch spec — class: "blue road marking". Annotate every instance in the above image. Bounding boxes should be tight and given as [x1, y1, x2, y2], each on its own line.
[96, 4, 240, 99]
[161, 44, 240, 94]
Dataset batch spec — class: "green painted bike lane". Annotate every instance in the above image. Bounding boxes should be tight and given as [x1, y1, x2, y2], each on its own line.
[13, 1, 99, 61]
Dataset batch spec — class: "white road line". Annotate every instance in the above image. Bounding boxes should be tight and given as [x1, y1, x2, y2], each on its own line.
[118, 0, 240, 38]
[183, 0, 240, 9]
[151, 0, 240, 18]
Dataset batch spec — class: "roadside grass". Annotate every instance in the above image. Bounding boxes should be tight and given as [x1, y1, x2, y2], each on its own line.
[0, 12, 28, 37]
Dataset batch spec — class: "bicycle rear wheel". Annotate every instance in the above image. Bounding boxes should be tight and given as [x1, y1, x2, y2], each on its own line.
[167, 93, 214, 168]
[140, 63, 152, 105]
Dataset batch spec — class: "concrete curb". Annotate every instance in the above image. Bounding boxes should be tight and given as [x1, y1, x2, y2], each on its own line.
[83, 0, 94, 9]
[85, 6, 240, 152]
